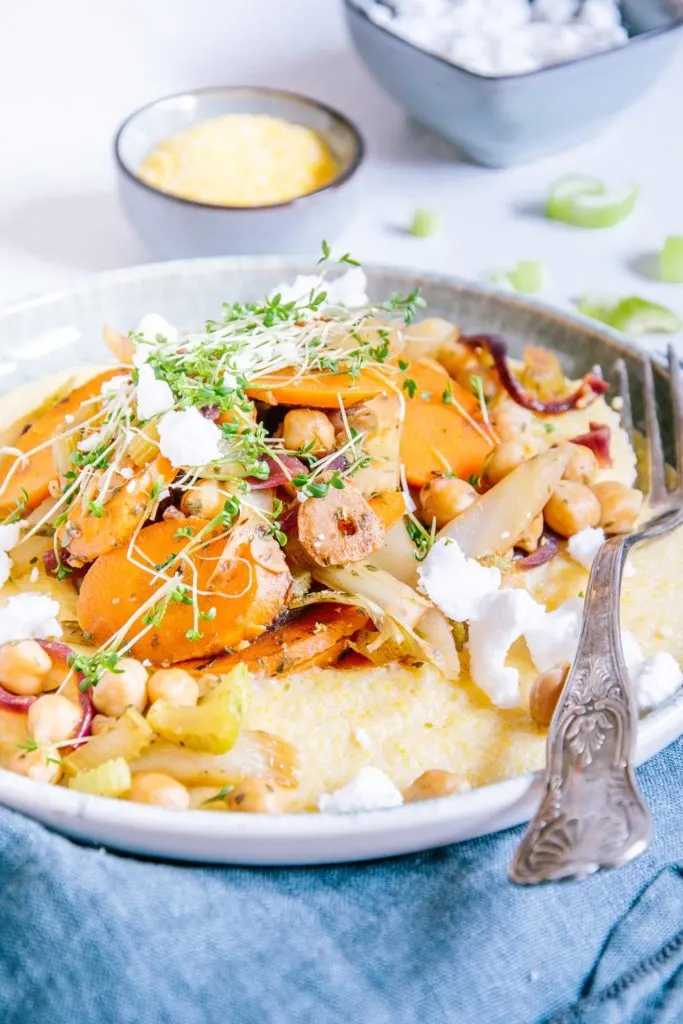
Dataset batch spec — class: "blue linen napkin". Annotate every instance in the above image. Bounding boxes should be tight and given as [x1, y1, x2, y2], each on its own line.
[1, 740, 682, 1024]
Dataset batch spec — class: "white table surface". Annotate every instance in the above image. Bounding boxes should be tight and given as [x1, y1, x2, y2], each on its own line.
[1, 0, 683, 351]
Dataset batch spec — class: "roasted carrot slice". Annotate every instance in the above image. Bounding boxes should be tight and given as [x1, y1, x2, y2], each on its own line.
[76, 518, 292, 664]
[0, 369, 120, 515]
[367, 490, 406, 530]
[398, 359, 495, 488]
[179, 604, 368, 678]
[58, 454, 173, 562]
[334, 649, 374, 670]
[245, 368, 388, 408]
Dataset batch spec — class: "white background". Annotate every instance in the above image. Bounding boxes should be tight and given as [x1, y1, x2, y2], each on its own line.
[1, 0, 683, 340]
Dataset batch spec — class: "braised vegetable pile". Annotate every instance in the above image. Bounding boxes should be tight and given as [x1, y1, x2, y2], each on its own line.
[0, 257, 655, 813]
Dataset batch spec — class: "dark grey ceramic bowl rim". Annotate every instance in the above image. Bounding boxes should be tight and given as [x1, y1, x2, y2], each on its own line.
[345, 0, 683, 83]
[113, 85, 365, 213]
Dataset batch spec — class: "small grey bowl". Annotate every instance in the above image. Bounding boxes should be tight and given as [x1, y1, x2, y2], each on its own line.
[114, 86, 364, 259]
[344, 0, 683, 167]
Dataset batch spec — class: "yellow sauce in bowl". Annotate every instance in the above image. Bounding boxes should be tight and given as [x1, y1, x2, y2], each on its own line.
[137, 113, 339, 207]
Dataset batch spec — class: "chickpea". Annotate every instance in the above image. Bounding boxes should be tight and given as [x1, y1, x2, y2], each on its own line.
[147, 668, 199, 708]
[0, 640, 52, 696]
[403, 769, 471, 803]
[490, 396, 535, 446]
[517, 513, 544, 554]
[282, 409, 335, 456]
[544, 480, 601, 538]
[592, 481, 643, 535]
[225, 778, 287, 813]
[419, 476, 477, 529]
[92, 658, 148, 718]
[179, 480, 223, 520]
[28, 694, 81, 745]
[91, 714, 116, 736]
[484, 440, 527, 486]
[6, 748, 62, 785]
[563, 443, 599, 486]
[529, 664, 569, 727]
[129, 772, 190, 810]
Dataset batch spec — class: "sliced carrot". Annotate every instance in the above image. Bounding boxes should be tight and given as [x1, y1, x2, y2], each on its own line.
[0, 369, 120, 515]
[333, 649, 374, 670]
[245, 368, 388, 409]
[179, 604, 368, 678]
[367, 490, 406, 530]
[58, 455, 173, 562]
[76, 518, 292, 664]
[398, 359, 494, 488]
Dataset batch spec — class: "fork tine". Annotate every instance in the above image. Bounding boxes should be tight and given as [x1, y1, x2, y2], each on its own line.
[667, 345, 683, 493]
[615, 359, 634, 444]
[642, 356, 668, 506]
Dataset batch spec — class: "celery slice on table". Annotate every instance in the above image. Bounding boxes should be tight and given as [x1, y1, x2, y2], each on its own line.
[63, 707, 154, 775]
[409, 208, 441, 238]
[147, 665, 251, 755]
[577, 295, 682, 335]
[546, 175, 638, 229]
[69, 757, 131, 798]
[660, 236, 683, 283]
[506, 260, 547, 294]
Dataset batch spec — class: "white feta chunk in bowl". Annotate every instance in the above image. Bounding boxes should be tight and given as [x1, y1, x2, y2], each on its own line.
[318, 767, 404, 813]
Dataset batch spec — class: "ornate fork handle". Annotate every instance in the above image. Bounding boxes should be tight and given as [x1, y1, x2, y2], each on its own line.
[510, 534, 651, 884]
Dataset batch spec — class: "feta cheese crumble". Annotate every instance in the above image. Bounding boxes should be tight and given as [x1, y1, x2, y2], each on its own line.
[526, 607, 682, 713]
[132, 314, 179, 367]
[418, 538, 501, 621]
[633, 652, 683, 713]
[0, 523, 21, 553]
[136, 363, 174, 420]
[317, 766, 404, 813]
[418, 537, 547, 706]
[525, 597, 585, 673]
[100, 376, 128, 396]
[272, 268, 369, 309]
[136, 314, 179, 346]
[469, 589, 545, 708]
[0, 593, 62, 646]
[567, 526, 605, 570]
[357, 0, 628, 77]
[158, 408, 222, 468]
[0, 523, 21, 589]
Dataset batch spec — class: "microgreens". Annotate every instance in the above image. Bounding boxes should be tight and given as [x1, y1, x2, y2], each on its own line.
[68, 649, 122, 690]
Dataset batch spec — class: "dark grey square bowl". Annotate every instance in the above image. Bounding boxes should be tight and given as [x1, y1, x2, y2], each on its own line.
[344, 0, 683, 167]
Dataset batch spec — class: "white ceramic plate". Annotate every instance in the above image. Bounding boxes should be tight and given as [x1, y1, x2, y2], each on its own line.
[0, 257, 681, 865]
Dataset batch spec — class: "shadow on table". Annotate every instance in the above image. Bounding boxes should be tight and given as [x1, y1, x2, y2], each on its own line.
[0, 191, 149, 273]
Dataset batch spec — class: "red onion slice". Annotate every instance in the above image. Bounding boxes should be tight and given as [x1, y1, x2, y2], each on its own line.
[279, 505, 299, 536]
[570, 422, 612, 466]
[42, 549, 89, 579]
[0, 685, 37, 712]
[72, 688, 94, 745]
[461, 334, 609, 414]
[514, 533, 559, 570]
[245, 454, 307, 490]
[324, 453, 348, 474]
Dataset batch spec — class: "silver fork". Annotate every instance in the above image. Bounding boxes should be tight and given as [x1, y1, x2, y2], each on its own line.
[509, 345, 683, 885]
